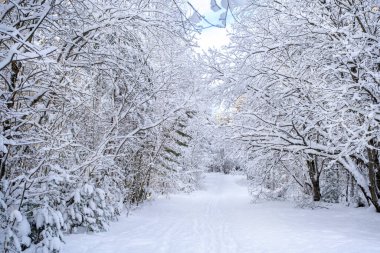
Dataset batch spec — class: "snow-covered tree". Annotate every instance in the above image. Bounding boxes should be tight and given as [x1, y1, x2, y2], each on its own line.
[206, 0, 380, 211]
[1, 0, 205, 252]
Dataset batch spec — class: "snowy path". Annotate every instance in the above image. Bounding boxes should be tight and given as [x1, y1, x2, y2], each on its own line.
[63, 174, 380, 253]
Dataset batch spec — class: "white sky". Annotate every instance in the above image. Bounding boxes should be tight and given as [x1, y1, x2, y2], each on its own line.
[188, 0, 231, 50]
[196, 27, 230, 50]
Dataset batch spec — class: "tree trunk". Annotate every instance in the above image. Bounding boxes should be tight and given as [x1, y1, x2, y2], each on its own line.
[0, 61, 21, 181]
[0, 153, 8, 181]
[307, 158, 321, 201]
[366, 140, 380, 212]
[345, 172, 349, 203]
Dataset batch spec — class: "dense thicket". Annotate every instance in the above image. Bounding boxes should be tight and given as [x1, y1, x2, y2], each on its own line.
[206, 0, 380, 210]
[0, 1, 204, 252]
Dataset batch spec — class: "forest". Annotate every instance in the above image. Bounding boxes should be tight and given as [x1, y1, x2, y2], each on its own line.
[1, 0, 380, 252]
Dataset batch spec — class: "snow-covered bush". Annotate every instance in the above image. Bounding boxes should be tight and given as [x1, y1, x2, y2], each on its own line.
[32, 207, 64, 253]
[2, 210, 31, 253]
[65, 184, 115, 233]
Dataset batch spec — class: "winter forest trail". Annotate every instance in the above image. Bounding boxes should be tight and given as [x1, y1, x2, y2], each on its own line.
[63, 174, 380, 253]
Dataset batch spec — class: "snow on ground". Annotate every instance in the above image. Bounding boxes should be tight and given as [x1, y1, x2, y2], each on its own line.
[63, 173, 380, 253]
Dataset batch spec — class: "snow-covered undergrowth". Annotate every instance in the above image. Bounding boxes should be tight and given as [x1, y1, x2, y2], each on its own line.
[62, 174, 380, 253]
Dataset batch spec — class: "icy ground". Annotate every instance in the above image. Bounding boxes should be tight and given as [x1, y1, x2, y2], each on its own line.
[63, 174, 380, 253]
